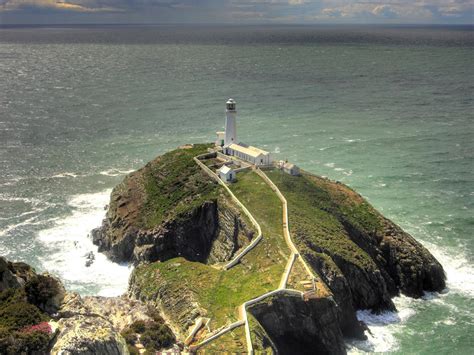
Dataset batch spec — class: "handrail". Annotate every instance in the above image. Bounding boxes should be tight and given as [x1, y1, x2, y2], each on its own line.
[190, 320, 245, 351]
[279, 252, 297, 289]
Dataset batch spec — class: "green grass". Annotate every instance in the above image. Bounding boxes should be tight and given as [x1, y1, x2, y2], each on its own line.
[132, 170, 288, 333]
[141, 143, 219, 228]
[198, 325, 247, 353]
[266, 169, 382, 271]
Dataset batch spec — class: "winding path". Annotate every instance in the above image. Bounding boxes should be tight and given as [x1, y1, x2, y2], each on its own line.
[190, 154, 316, 354]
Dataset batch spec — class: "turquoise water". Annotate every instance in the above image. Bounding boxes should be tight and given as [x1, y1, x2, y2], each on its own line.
[0, 25, 472, 353]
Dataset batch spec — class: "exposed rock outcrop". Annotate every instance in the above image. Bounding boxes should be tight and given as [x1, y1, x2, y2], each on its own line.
[92, 145, 254, 265]
[248, 293, 346, 355]
[345, 218, 446, 298]
[0, 257, 24, 291]
[128, 262, 205, 338]
[52, 292, 165, 355]
[93, 197, 254, 266]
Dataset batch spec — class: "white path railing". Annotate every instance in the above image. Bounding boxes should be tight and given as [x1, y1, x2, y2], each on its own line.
[189, 319, 245, 351]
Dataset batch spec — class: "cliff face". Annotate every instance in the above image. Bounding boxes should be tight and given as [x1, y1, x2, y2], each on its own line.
[248, 293, 346, 355]
[92, 144, 254, 265]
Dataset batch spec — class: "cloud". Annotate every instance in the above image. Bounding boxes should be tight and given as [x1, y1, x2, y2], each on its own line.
[372, 5, 397, 19]
[0, 0, 123, 12]
[1, 0, 473, 23]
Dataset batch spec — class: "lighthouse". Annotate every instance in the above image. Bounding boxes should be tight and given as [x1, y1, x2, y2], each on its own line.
[224, 98, 237, 146]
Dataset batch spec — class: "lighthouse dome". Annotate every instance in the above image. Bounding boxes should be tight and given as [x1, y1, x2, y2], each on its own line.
[226, 98, 236, 111]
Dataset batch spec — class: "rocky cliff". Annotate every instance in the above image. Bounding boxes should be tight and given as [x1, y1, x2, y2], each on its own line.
[0, 256, 176, 355]
[92, 144, 254, 265]
[94, 145, 446, 354]
[248, 293, 346, 355]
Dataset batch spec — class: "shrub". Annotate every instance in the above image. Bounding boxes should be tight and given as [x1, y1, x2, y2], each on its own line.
[0, 301, 46, 332]
[25, 274, 61, 311]
[140, 322, 175, 350]
[20, 322, 51, 335]
[5, 330, 50, 354]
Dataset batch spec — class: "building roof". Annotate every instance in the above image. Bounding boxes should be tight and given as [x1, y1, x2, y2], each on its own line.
[218, 165, 233, 174]
[228, 143, 270, 158]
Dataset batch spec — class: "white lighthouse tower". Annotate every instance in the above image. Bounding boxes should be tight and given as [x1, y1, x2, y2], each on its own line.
[224, 98, 237, 146]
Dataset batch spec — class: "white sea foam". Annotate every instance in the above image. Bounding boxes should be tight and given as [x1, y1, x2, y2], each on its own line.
[348, 296, 417, 354]
[0, 215, 42, 237]
[349, 240, 474, 354]
[423, 241, 474, 298]
[99, 169, 135, 177]
[37, 190, 132, 297]
[51, 172, 79, 178]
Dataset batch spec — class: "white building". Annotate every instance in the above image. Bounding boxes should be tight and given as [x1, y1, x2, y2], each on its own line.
[216, 98, 273, 166]
[226, 143, 272, 166]
[217, 165, 236, 183]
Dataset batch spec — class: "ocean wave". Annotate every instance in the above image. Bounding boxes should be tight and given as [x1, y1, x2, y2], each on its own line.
[37, 189, 132, 297]
[99, 169, 135, 177]
[349, 240, 473, 353]
[51, 172, 79, 178]
[0, 215, 42, 238]
[425, 241, 474, 298]
[348, 295, 418, 353]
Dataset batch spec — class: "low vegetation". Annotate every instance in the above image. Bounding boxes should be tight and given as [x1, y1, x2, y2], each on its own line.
[0, 288, 51, 354]
[120, 307, 175, 354]
[140, 143, 220, 228]
[266, 169, 382, 271]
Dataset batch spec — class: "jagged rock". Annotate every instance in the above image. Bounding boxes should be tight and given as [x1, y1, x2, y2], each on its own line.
[0, 257, 22, 291]
[52, 293, 155, 355]
[248, 293, 347, 355]
[92, 148, 254, 266]
[129, 269, 206, 338]
[50, 315, 128, 355]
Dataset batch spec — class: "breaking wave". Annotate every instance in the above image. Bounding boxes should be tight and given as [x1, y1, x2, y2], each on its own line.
[37, 190, 132, 296]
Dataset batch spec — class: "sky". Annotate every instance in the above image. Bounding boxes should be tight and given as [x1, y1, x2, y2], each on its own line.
[0, 0, 473, 25]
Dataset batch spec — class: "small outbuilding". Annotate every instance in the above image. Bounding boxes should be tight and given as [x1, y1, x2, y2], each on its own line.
[217, 165, 236, 183]
[284, 162, 300, 176]
[278, 160, 300, 176]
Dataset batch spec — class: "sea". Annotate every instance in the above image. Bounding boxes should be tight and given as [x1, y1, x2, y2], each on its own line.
[0, 25, 472, 354]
